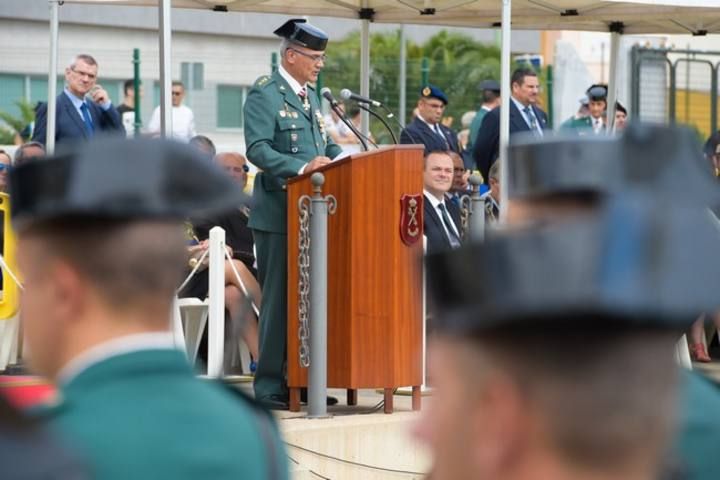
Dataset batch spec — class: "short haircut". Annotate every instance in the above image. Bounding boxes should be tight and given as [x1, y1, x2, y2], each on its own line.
[424, 150, 452, 168]
[21, 219, 187, 314]
[482, 89, 500, 103]
[511, 67, 537, 88]
[172, 80, 184, 89]
[69, 54, 97, 69]
[488, 159, 500, 181]
[123, 79, 136, 96]
[280, 39, 292, 57]
[189, 135, 216, 156]
[458, 322, 678, 473]
[14, 142, 45, 165]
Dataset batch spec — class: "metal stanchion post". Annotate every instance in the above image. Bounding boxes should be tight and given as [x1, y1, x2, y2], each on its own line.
[468, 175, 486, 242]
[299, 173, 337, 418]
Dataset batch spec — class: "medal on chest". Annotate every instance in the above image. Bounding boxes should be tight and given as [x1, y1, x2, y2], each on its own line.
[315, 111, 327, 142]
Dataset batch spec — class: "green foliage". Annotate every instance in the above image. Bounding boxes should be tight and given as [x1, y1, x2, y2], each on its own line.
[323, 29, 501, 143]
[0, 98, 36, 142]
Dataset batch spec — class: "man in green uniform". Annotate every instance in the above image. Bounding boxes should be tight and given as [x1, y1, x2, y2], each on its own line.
[466, 79, 501, 156]
[560, 85, 607, 135]
[244, 19, 342, 409]
[504, 126, 720, 480]
[12, 138, 287, 480]
[419, 199, 720, 480]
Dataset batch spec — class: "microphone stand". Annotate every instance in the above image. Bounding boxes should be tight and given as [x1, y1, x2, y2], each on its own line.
[356, 103, 398, 144]
[330, 103, 369, 152]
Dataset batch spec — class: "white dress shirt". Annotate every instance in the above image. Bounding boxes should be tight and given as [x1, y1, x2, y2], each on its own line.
[148, 104, 197, 141]
[424, 189, 461, 244]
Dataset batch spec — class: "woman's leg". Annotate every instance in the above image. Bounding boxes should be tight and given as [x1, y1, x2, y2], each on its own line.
[224, 261, 261, 360]
[689, 315, 711, 362]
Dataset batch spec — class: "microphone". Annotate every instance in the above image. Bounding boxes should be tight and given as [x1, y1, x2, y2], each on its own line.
[321, 87, 339, 108]
[340, 89, 382, 107]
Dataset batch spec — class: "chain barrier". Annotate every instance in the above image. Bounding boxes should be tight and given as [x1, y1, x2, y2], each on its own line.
[297, 194, 312, 368]
[459, 194, 472, 240]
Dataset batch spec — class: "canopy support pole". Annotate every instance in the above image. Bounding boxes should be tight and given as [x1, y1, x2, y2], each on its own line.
[159, 0, 173, 138]
[399, 25, 407, 126]
[47, 0, 60, 154]
[360, 18, 370, 138]
[606, 26, 623, 132]
[498, 0, 512, 223]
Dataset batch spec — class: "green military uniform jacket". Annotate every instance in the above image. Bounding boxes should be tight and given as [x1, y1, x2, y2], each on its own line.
[559, 116, 604, 135]
[244, 70, 343, 234]
[467, 106, 491, 153]
[45, 349, 287, 480]
[674, 370, 720, 479]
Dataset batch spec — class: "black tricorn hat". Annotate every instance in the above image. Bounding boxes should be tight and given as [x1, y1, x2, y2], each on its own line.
[427, 194, 720, 334]
[274, 18, 328, 51]
[508, 124, 720, 207]
[9, 136, 248, 229]
[508, 132, 620, 199]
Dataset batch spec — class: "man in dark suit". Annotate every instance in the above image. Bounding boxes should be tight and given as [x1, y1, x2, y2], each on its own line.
[423, 150, 462, 255]
[401, 85, 459, 154]
[32, 54, 124, 147]
[473, 67, 549, 184]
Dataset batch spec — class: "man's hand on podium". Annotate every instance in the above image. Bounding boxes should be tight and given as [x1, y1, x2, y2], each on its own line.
[305, 156, 332, 173]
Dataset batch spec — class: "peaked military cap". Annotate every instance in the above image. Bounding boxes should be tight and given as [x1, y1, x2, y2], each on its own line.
[420, 84, 449, 105]
[273, 18, 328, 51]
[587, 84, 608, 101]
[427, 194, 720, 334]
[10, 137, 248, 229]
[508, 133, 620, 199]
[478, 79, 501, 93]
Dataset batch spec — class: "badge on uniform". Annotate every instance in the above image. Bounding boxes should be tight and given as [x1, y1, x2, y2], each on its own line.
[291, 133, 299, 142]
[291, 147, 298, 153]
[279, 110, 287, 118]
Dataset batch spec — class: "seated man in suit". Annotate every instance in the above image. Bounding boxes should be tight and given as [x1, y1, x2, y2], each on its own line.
[473, 67, 549, 184]
[401, 85, 459, 155]
[32, 54, 124, 147]
[13, 138, 287, 480]
[423, 150, 462, 255]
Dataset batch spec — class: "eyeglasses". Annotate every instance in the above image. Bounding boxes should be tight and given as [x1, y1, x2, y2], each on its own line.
[0, 164, 12, 172]
[289, 48, 327, 63]
[71, 68, 97, 80]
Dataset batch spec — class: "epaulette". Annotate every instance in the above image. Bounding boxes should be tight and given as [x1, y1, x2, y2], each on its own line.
[253, 75, 272, 88]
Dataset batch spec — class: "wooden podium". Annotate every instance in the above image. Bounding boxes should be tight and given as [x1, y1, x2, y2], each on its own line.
[287, 145, 424, 413]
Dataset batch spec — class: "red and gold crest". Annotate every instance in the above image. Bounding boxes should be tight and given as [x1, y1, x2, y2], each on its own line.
[400, 194, 423, 246]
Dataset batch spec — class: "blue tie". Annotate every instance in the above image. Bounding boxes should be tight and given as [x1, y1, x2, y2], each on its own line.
[80, 103, 94, 136]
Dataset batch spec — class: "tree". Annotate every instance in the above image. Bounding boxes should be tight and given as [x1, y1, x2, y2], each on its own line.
[322, 29, 501, 143]
[0, 99, 36, 144]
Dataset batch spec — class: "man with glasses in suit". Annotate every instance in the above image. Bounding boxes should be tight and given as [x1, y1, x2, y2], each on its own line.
[32, 54, 124, 147]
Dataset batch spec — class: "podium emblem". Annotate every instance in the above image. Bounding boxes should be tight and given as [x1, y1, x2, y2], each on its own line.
[400, 194, 423, 246]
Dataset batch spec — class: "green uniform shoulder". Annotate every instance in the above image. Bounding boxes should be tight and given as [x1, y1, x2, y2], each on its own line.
[252, 75, 276, 89]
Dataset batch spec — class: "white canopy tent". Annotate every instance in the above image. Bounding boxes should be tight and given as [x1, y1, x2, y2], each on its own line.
[46, 0, 720, 216]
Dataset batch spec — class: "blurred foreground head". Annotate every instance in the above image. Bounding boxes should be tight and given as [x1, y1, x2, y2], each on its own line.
[417, 195, 720, 480]
[10, 137, 246, 379]
[505, 123, 720, 225]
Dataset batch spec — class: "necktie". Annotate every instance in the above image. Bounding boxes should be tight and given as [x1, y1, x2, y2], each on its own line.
[523, 106, 540, 136]
[438, 203, 461, 249]
[298, 87, 310, 111]
[80, 103, 94, 136]
[433, 124, 449, 148]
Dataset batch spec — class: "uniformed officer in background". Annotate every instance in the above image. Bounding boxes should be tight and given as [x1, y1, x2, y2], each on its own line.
[12, 138, 287, 479]
[243, 19, 342, 410]
[560, 85, 607, 135]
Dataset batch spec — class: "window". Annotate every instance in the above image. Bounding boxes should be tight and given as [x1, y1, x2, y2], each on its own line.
[217, 85, 245, 129]
[29, 76, 64, 106]
[0, 74, 25, 117]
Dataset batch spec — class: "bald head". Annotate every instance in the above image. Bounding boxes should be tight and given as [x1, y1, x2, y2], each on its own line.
[215, 152, 248, 189]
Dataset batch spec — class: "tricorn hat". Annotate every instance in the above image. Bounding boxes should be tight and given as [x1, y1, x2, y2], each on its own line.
[274, 18, 328, 51]
[427, 194, 720, 334]
[10, 136, 248, 229]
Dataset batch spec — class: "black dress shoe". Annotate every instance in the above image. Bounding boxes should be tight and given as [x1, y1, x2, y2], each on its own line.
[300, 389, 339, 406]
[257, 394, 289, 411]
